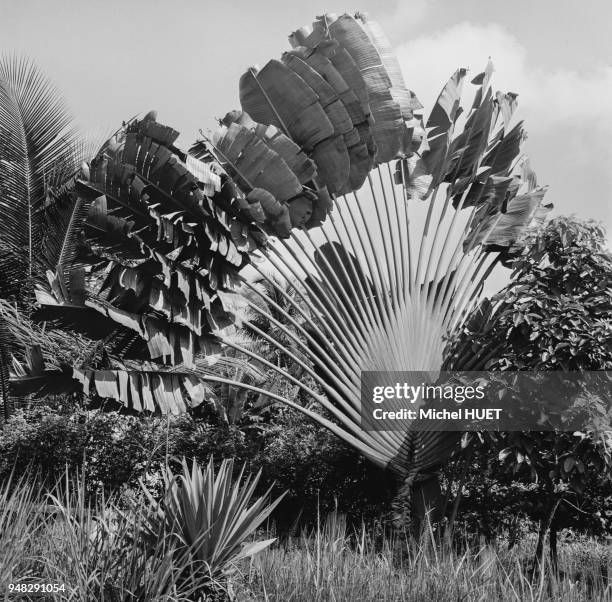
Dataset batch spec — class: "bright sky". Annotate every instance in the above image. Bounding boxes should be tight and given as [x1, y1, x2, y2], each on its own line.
[2, 0, 611, 235]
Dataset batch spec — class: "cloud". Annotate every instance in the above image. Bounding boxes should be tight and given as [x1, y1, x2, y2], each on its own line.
[395, 22, 612, 237]
[396, 22, 612, 138]
[378, 0, 434, 41]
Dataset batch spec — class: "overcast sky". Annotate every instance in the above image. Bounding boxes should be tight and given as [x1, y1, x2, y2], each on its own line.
[2, 0, 611, 235]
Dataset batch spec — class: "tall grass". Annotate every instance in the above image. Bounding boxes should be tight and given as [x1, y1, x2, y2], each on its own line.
[238, 513, 612, 602]
[1, 469, 610, 601]
[0, 461, 282, 601]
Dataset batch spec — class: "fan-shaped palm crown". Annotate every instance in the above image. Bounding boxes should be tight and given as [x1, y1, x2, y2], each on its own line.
[7, 13, 551, 517]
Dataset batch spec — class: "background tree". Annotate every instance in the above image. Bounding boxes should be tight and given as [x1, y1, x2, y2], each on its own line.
[449, 216, 612, 569]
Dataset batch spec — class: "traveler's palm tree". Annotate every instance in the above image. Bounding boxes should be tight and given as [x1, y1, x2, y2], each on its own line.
[1, 13, 551, 525]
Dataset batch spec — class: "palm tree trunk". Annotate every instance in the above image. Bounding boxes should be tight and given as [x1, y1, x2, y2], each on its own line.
[0, 340, 10, 422]
[392, 471, 444, 536]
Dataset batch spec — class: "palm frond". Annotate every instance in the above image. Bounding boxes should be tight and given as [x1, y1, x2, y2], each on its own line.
[0, 298, 92, 369]
[36, 112, 271, 369]
[0, 316, 11, 420]
[0, 54, 79, 301]
[41, 129, 109, 272]
[71, 348, 268, 416]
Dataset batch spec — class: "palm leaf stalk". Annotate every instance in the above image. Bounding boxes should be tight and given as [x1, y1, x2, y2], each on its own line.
[24, 13, 551, 527]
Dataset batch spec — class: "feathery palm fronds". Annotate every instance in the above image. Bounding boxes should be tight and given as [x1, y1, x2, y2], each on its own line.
[0, 55, 85, 417]
[0, 55, 81, 300]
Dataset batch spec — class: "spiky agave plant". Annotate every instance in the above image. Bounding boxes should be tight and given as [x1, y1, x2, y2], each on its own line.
[141, 457, 285, 594]
[22, 12, 551, 526]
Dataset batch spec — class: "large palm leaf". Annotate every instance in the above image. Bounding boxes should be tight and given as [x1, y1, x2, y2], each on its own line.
[28, 111, 276, 414]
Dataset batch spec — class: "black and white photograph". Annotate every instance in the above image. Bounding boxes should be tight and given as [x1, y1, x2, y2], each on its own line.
[0, 1, 611, 600]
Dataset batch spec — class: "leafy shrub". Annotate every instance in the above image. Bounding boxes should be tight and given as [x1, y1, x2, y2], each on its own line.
[443, 445, 612, 542]
[0, 402, 394, 531]
[446, 217, 612, 553]
[142, 457, 284, 595]
[251, 408, 395, 532]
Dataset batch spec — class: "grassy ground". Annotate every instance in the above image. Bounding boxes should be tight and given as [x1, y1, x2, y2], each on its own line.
[1, 473, 610, 601]
[236, 517, 612, 602]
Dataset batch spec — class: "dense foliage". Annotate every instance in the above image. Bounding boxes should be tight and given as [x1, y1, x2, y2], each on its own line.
[448, 217, 612, 565]
[0, 397, 392, 531]
[444, 445, 612, 543]
[1, 12, 610, 599]
[465, 217, 611, 372]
